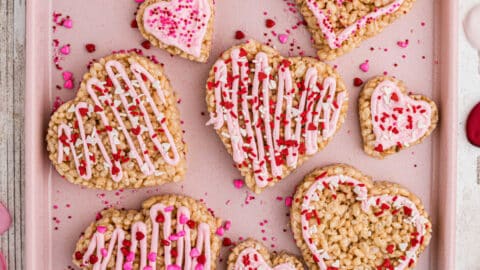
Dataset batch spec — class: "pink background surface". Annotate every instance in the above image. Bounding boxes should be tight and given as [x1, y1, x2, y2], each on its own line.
[25, 0, 457, 269]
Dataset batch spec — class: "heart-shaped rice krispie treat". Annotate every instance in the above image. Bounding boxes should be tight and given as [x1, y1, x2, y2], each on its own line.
[291, 164, 432, 270]
[227, 239, 304, 270]
[206, 40, 349, 193]
[359, 76, 438, 159]
[46, 53, 187, 190]
[137, 0, 215, 62]
[295, 0, 417, 60]
[73, 195, 222, 270]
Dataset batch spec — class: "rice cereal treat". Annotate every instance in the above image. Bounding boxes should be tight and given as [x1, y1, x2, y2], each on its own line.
[359, 76, 438, 159]
[206, 40, 349, 193]
[295, 0, 417, 60]
[73, 194, 222, 270]
[137, 0, 215, 63]
[46, 53, 187, 190]
[291, 164, 432, 270]
[227, 239, 304, 270]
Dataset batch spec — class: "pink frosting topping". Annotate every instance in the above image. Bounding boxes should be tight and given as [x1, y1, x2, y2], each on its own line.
[306, 0, 405, 49]
[57, 60, 180, 182]
[300, 173, 429, 270]
[81, 204, 212, 270]
[234, 247, 296, 270]
[207, 48, 346, 187]
[142, 0, 212, 58]
[370, 80, 432, 152]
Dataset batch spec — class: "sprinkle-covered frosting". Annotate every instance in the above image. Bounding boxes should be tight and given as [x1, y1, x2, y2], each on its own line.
[370, 80, 432, 152]
[305, 0, 405, 49]
[81, 204, 211, 270]
[300, 173, 430, 270]
[207, 48, 346, 188]
[142, 0, 212, 58]
[57, 60, 180, 182]
[234, 248, 296, 270]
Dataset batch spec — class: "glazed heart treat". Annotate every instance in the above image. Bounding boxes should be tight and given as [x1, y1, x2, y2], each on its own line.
[295, 0, 417, 60]
[46, 53, 187, 190]
[359, 76, 438, 159]
[291, 164, 432, 270]
[206, 40, 349, 193]
[73, 195, 222, 270]
[227, 239, 304, 270]
[137, 0, 215, 63]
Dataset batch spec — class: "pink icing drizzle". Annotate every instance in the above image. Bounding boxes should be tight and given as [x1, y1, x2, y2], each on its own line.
[57, 60, 180, 182]
[234, 248, 296, 270]
[300, 174, 429, 270]
[82, 204, 211, 270]
[306, 0, 405, 49]
[370, 80, 432, 151]
[207, 49, 346, 187]
[142, 0, 212, 58]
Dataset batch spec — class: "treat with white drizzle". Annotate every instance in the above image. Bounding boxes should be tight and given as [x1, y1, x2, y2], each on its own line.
[46, 53, 187, 190]
[227, 239, 304, 270]
[206, 40, 349, 193]
[73, 195, 222, 270]
[295, 0, 417, 60]
[291, 164, 432, 270]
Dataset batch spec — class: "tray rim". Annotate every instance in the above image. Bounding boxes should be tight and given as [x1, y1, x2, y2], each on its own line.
[24, 0, 458, 269]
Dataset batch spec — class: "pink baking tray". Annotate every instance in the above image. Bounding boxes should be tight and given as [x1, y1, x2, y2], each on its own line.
[25, 0, 457, 269]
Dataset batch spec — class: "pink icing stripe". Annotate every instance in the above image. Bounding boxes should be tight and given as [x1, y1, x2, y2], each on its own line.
[207, 49, 345, 187]
[142, 0, 212, 58]
[57, 60, 180, 182]
[300, 175, 429, 270]
[306, 0, 405, 49]
[370, 80, 432, 150]
[234, 248, 296, 270]
[82, 203, 211, 270]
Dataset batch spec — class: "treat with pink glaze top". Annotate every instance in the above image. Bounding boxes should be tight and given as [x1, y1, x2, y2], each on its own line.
[295, 0, 417, 60]
[46, 53, 187, 190]
[206, 40, 349, 193]
[359, 76, 438, 158]
[136, 0, 215, 63]
[291, 164, 432, 270]
[227, 239, 303, 270]
[73, 195, 222, 270]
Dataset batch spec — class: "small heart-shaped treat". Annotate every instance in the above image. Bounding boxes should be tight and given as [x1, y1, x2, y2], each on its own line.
[291, 164, 432, 270]
[46, 53, 187, 190]
[359, 76, 438, 159]
[73, 195, 222, 270]
[206, 40, 349, 193]
[295, 0, 417, 60]
[137, 0, 215, 62]
[227, 239, 304, 270]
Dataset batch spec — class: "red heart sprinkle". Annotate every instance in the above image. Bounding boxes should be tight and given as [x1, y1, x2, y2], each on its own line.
[85, 43, 96, 53]
[265, 19, 276, 28]
[235, 31, 246, 40]
[466, 102, 480, 147]
[141, 40, 151, 50]
[353, 77, 364, 87]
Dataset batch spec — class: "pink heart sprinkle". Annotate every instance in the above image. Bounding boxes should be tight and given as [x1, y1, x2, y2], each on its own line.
[190, 248, 200, 257]
[60, 45, 70, 55]
[147, 252, 157, 262]
[224, 220, 231, 230]
[135, 0, 145, 3]
[63, 19, 73, 29]
[285, 196, 293, 207]
[100, 248, 108, 257]
[278, 34, 289, 44]
[179, 214, 188, 225]
[215, 227, 224, 236]
[0, 202, 11, 235]
[96, 226, 107, 233]
[167, 265, 180, 270]
[233, 179, 244, 189]
[62, 71, 73, 81]
[359, 61, 369, 72]
[164, 206, 174, 212]
[123, 262, 133, 270]
[126, 252, 135, 262]
[195, 264, 204, 270]
[144, 267, 152, 270]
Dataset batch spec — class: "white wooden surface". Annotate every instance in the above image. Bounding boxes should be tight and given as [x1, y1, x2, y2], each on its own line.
[0, 0, 25, 269]
[0, 0, 478, 269]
